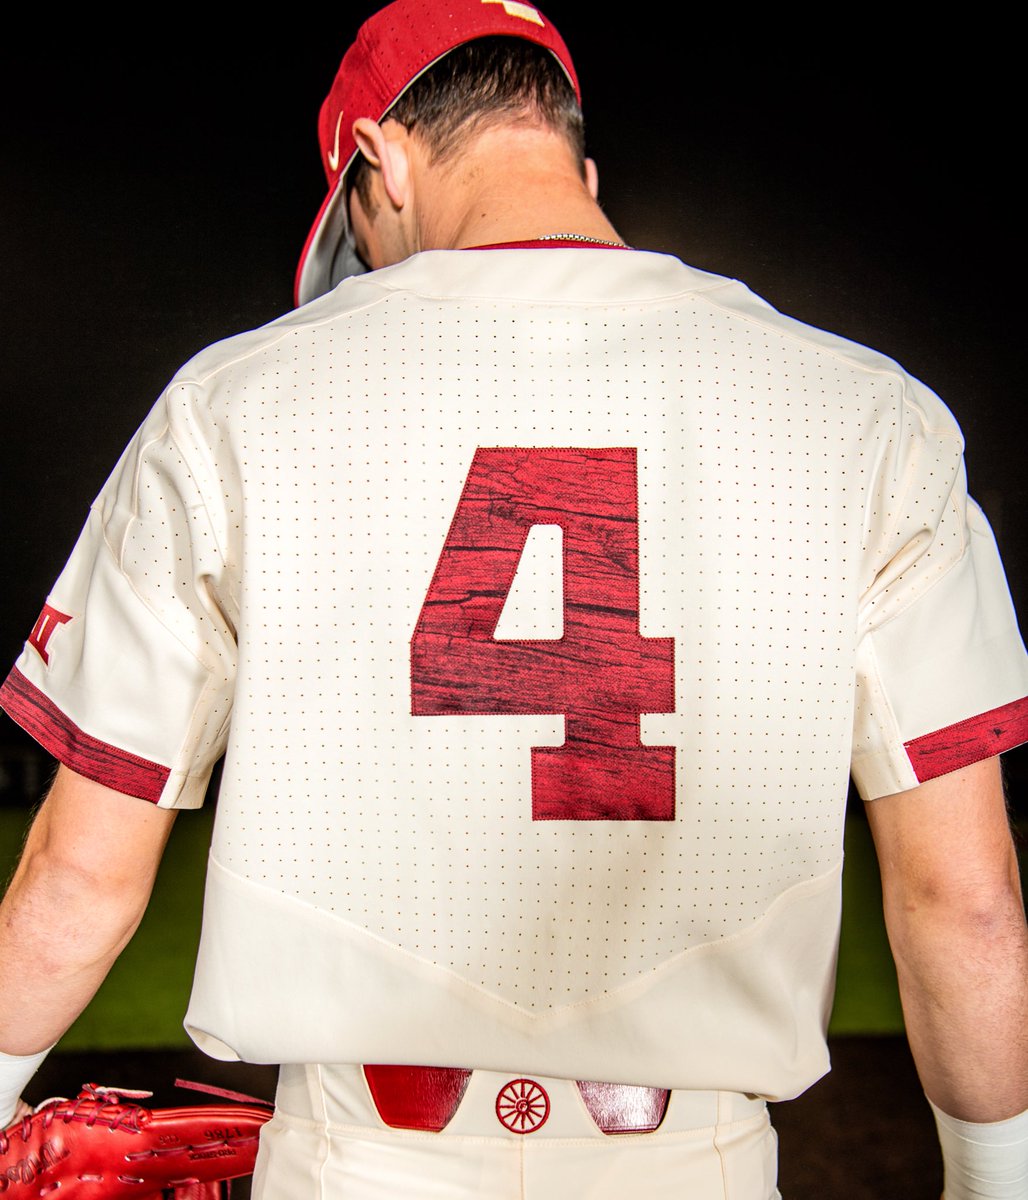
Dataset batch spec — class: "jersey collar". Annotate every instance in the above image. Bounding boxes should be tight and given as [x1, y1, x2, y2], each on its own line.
[465, 239, 631, 251]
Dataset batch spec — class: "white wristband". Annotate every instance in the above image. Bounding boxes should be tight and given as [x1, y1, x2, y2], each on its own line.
[930, 1099, 1028, 1199]
[0, 1047, 52, 1128]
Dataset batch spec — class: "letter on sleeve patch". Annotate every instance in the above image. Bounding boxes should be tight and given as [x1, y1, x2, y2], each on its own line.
[28, 604, 73, 666]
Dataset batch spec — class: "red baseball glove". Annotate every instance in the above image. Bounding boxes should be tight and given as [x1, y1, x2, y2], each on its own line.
[0, 1080, 272, 1198]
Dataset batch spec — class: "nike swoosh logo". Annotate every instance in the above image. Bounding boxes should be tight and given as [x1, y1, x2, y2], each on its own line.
[327, 111, 345, 173]
[482, 0, 544, 25]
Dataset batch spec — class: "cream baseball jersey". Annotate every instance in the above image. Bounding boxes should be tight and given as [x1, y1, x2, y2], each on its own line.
[4, 247, 1028, 1100]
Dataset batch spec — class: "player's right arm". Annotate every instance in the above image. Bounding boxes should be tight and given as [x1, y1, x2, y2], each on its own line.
[0, 377, 236, 1128]
[0, 764, 177, 1060]
[865, 754, 1028, 1195]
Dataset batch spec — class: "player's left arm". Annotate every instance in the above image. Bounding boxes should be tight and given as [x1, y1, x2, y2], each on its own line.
[0, 763, 177, 1063]
[866, 755, 1028, 1120]
[866, 754, 1028, 1198]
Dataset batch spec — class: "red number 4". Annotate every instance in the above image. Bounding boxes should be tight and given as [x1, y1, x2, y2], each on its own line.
[411, 448, 676, 820]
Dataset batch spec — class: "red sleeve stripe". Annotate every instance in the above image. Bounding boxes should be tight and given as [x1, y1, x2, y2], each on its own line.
[0, 667, 169, 803]
[904, 696, 1028, 782]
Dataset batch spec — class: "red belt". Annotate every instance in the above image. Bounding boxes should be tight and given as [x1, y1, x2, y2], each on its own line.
[363, 1066, 669, 1135]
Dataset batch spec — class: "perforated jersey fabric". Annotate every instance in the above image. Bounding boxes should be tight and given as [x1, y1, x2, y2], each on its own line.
[4, 247, 1028, 1099]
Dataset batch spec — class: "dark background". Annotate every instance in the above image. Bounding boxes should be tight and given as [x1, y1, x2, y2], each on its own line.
[1, 11, 1025, 686]
[0, 10, 1024, 1197]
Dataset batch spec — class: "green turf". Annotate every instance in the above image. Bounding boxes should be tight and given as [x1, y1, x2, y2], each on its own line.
[832, 815, 903, 1033]
[1, 807, 910, 1047]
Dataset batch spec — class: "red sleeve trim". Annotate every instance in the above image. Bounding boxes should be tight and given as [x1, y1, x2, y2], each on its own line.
[0, 667, 169, 803]
[904, 696, 1028, 782]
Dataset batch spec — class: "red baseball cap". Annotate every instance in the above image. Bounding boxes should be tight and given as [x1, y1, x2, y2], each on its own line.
[294, 0, 581, 307]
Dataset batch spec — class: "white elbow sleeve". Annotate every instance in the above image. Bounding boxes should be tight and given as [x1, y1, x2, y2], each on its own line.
[930, 1099, 1028, 1199]
[0, 1046, 52, 1127]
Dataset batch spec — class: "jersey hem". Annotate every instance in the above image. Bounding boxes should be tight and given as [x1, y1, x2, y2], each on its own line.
[0, 666, 169, 803]
[185, 855, 839, 1100]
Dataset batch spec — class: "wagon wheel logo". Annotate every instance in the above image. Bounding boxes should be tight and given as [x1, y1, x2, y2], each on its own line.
[495, 1078, 550, 1134]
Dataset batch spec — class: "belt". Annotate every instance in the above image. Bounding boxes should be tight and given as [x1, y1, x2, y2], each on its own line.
[363, 1066, 669, 1136]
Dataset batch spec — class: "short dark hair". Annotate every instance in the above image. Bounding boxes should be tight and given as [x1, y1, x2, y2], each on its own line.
[348, 36, 585, 217]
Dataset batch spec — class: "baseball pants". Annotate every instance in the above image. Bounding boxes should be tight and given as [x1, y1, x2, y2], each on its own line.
[252, 1064, 781, 1199]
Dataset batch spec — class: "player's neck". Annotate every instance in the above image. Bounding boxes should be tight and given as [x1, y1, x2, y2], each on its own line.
[413, 125, 623, 252]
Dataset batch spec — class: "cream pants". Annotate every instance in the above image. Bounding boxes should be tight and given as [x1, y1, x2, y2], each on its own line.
[252, 1065, 781, 1200]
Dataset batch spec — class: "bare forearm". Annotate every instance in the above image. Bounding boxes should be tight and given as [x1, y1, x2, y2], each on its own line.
[867, 757, 1028, 1123]
[0, 766, 177, 1056]
[0, 850, 150, 1053]
[886, 861, 1028, 1120]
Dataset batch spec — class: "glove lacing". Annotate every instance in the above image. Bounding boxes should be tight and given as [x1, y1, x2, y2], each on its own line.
[0, 1083, 149, 1154]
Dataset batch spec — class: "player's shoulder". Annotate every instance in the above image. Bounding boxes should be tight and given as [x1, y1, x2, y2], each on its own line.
[162, 279, 383, 391]
[159, 247, 960, 441]
[586, 247, 962, 439]
[679, 258, 909, 378]
[672, 255, 962, 439]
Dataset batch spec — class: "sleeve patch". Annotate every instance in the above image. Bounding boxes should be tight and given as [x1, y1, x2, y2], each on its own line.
[0, 667, 169, 803]
[904, 696, 1028, 782]
[28, 604, 73, 666]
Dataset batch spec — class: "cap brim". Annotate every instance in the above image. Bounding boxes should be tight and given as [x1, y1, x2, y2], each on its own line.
[294, 173, 368, 308]
[295, 2, 581, 309]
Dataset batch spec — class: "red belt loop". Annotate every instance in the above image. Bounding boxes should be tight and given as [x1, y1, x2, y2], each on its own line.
[363, 1066, 472, 1132]
[576, 1079, 670, 1134]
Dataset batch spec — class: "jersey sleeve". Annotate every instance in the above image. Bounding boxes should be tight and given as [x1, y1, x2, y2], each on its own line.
[0, 389, 236, 808]
[851, 375, 1028, 800]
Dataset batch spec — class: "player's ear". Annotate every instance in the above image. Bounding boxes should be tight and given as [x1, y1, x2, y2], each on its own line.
[352, 117, 411, 212]
[585, 157, 599, 200]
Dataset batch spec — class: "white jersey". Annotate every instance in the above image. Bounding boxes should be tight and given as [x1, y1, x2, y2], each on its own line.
[4, 246, 1027, 1101]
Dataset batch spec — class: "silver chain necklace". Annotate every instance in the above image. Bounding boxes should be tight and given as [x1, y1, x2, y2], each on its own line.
[537, 233, 627, 247]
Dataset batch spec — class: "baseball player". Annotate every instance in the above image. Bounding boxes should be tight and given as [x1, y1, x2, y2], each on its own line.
[1, 2, 1027, 1197]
